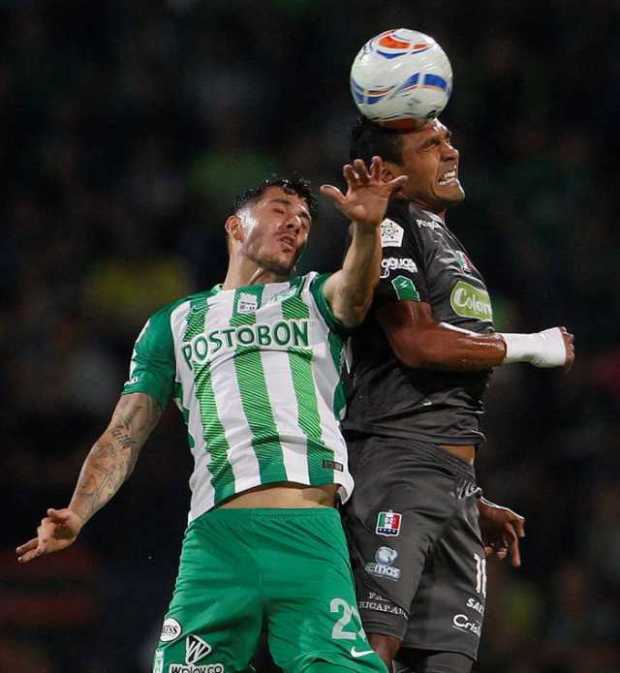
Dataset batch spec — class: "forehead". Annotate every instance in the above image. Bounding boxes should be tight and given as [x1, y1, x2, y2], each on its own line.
[401, 119, 450, 151]
[256, 186, 310, 216]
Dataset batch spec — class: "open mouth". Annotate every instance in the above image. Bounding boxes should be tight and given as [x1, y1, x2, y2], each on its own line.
[279, 236, 296, 250]
[438, 169, 458, 186]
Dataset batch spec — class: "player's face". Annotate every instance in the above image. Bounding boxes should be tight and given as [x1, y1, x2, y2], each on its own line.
[240, 187, 311, 274]
[389, 120, 465, 212]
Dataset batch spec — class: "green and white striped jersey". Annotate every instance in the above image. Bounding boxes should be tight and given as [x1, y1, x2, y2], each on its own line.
[122, 272, 353, 520]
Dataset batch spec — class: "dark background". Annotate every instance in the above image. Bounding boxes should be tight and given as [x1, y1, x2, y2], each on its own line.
[2, 1, 619, 672]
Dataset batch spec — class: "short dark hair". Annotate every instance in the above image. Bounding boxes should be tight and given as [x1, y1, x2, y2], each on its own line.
[232, 175, 318, 220]
[350, 116, 404, 165]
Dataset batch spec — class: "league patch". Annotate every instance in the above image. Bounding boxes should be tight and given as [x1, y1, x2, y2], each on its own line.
[391, 276, 420, 301]
[160, 617, 182, 643]
[380, 219, 404, 247]
[365, 546, 401, 581]
[376, 510, 402, 537]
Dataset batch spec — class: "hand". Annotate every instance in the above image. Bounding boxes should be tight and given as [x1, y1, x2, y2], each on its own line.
[320, 156, 407, 229]
[478, 498, 525, 568]
[16, 508, 84, 563]
[559, 326, 575, 371]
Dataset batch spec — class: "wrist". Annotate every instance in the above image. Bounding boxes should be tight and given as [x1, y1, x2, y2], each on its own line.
[499, 328, 566, 367]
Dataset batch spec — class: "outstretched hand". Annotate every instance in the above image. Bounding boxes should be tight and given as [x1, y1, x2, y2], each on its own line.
[478, 498, 525, 568]
[320, 156, 407, 229]
[16, 508, 84, 563]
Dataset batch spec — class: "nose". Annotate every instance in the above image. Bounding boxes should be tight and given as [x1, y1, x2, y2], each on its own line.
[442, 142, 458, 162]
[284, 215, 303, 233]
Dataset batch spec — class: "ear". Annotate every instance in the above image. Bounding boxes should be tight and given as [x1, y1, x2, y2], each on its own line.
[225, 215, 245, 244]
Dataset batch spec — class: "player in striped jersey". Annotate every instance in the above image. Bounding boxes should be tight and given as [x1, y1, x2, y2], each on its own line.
[17, 159, 406, 673]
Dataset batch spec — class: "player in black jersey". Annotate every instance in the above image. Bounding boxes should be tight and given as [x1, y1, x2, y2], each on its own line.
[341, 118, 575, 673]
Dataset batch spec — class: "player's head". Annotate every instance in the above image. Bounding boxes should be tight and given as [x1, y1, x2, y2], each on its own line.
[350, 117, 464, 213]
[225, 176, 317, 276]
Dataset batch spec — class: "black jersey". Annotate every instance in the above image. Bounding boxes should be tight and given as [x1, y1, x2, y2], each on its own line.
[343, 200, 494, 445]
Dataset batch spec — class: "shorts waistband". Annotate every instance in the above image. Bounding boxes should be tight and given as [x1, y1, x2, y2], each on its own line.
[403, 439, 477, 480]
[195, 506, 340, 522]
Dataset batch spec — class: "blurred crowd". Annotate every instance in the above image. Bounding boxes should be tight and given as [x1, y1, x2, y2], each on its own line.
[2, 1, 619, 672]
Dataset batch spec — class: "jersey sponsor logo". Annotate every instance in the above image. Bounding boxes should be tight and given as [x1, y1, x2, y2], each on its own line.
[237, 292, 258, 314]
[375, 510, 402, 536]
[391, 275, 420, 302]
[181, 319, 310, 366]
[365, 546, 401, 581]
[380, 219, 404, 247]
[416, 217, 443, 232]
[452, 613, 482, 637]
[160, 617, 182, 642]
[450, 281, 493, 321]
[467, 597, 485, 616]
[380, 257, 418, 278]
[359, 590, 408, 617]
[168, 665, 224, 673]
[186, 635, 212, 664]
[322, 459, 344, 472]
[153, 649, 164, 673]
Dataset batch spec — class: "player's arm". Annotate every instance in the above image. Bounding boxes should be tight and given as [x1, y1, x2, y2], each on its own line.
[319, 157, 407, 328]
[16, 392, 161, 563]
[377, 300, 575, 371]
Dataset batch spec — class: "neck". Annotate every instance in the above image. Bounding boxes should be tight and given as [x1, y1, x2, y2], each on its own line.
[222, 254, 290, 290]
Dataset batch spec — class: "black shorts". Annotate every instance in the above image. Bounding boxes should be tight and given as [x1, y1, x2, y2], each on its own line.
[342, 436, 486, 662]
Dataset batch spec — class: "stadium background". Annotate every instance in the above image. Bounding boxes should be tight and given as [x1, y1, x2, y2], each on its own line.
[2, 1, 619, 671]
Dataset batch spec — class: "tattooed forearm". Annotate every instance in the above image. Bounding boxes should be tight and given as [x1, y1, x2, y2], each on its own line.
[68, 393, 161, 524]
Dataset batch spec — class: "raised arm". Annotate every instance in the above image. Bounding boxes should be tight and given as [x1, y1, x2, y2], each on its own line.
[377, 300, 575, 371]
[320, 157, 407, 327]
[16, 392, 161, 563]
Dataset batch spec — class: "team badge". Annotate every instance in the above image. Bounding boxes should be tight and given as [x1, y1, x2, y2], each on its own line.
[376, 510, 402, 537]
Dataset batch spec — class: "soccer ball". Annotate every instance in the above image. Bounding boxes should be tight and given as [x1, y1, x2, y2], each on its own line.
[350, 28, 453, 128]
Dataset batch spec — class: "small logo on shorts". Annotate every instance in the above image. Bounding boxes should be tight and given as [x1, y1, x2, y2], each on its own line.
[153, 649, 164, 673]
[376, 510, 402, 537]
[160, 617, 182, 642]
[365, 546, 401, 581]
[186, 635, 212, 664]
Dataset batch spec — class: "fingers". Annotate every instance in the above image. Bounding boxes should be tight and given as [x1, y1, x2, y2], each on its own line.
[514, 515, 526, 539]
[388, 175, 408, 192]
[505, 524, 522, 568]
[319, 184, 345, 206]
[16, 537, 43, 564]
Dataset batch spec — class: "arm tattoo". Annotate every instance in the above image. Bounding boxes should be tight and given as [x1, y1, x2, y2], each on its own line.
[69, 393, 161, 523]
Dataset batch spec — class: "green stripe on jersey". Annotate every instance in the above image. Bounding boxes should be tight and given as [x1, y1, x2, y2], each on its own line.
[231, 286, 287, 485]
[281, 283, 334, 484]
[185, 294, 237, 504]
[328, 332, 347, 421]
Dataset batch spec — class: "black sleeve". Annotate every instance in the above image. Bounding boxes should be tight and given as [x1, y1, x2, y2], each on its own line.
[374, 217, 430, 306]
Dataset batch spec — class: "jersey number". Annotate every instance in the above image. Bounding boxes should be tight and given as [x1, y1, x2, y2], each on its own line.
[474, 553, 487, 597]
[330, 598, 364, 641]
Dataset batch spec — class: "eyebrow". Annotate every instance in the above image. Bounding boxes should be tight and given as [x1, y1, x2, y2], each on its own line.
[269, 197, 311, 222]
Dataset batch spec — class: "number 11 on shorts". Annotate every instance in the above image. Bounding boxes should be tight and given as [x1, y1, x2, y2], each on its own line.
[474, 553, 487, 597]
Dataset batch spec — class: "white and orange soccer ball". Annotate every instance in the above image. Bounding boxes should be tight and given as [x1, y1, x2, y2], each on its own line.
[350, 28, 453, 128]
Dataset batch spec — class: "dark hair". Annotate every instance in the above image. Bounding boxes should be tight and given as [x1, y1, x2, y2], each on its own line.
[350, 116, 404, 165]
[232, 175, 318, 220]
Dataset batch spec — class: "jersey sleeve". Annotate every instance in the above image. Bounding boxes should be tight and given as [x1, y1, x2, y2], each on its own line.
[374, 217, 430, 306]
[308, 272, 353, 336]
[121, 306, 176, 409]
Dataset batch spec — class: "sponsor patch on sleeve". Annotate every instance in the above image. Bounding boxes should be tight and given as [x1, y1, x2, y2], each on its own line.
[391, 276, 420, 301]
[380, 219, 404, 248]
